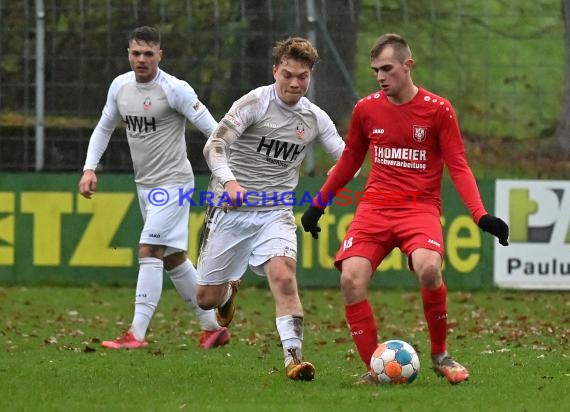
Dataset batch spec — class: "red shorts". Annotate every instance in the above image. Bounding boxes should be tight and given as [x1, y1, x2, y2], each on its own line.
[334, 205, 444, 271]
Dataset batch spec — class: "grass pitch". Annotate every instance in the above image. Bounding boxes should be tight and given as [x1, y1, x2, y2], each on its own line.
[1, 285, 568, 412]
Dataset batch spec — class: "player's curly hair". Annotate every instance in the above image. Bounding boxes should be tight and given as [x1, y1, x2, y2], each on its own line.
[370, 33, 412, 63]
[273, 37, 320, 69]
[129, 26, 161, 46]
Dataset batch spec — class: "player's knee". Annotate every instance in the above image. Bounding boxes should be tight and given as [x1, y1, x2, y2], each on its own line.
[340, 270, 366, 295]
[339, 257, 372, 296]
[272, 272, 297, 295]
[196, 286, 217, 310]
[163, 252, 186, 271]
[418, 264, 442, 289]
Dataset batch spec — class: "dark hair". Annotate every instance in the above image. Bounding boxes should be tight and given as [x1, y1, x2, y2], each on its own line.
[128, 26, 161, 46]
[272, 37, 319, 69]
[370, 33, 411, 62]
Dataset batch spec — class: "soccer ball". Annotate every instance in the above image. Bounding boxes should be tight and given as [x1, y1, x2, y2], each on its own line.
[370, 340, 420, 384]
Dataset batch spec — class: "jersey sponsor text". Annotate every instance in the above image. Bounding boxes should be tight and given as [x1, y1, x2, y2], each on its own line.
[256, 136, 306, 162]
[373, 145, 427, 170]
[124, 115, 157, 134]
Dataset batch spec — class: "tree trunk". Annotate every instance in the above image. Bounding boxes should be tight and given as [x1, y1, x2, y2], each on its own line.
[556, 0, 570, 152]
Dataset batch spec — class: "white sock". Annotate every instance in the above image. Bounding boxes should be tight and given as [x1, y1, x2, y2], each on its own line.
[276, 315, 304, 366]
[167, 259, 220, 331]
[130, 257, 163, 341]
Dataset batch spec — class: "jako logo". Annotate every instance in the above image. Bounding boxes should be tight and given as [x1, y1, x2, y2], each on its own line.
[427, 239, 441, 248]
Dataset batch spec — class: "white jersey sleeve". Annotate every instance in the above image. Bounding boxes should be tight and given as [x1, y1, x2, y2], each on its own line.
[161, 75, 217, 137]
[83, 76, 123, 171]
[203, 87, 269, 185]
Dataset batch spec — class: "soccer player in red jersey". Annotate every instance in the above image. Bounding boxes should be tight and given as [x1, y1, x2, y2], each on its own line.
[301, 33, 509, 385]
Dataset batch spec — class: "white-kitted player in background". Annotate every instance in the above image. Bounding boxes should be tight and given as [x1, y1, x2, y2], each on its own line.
[78, 26, 230, 350]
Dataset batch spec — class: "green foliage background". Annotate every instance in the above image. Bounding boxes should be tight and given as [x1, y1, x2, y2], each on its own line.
[0, 0, 564, 140]
[355, 1, 564, 140]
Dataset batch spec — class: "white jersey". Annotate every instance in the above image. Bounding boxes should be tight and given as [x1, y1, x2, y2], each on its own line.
[203, 84, 345, 210]
[83, 69, 217, 187]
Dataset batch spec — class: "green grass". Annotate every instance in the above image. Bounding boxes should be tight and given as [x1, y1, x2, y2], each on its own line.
[1, 285, 569, 412]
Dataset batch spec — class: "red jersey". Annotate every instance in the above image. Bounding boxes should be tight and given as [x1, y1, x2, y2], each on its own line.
[317, 88, 487, 222]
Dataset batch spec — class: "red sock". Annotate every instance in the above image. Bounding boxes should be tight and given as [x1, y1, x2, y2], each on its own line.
[421, 283, 448, 355]
[345, 299, 378, 369]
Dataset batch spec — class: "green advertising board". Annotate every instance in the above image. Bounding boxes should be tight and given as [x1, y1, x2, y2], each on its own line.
[0, 173, 495, 289]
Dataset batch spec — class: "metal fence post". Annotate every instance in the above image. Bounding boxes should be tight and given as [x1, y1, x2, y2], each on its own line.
[35, 0, 45, 171]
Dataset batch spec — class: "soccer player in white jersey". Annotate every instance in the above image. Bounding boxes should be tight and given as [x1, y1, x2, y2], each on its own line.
[196, 37, 345, 380]
[78, 26, 230, 349]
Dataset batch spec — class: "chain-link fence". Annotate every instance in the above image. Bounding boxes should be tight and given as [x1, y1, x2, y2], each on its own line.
[0, 0, 564, 172]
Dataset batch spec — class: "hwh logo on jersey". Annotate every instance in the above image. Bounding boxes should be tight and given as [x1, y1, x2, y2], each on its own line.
[124, 115, 156, 133]
[256, 136, 306, 161]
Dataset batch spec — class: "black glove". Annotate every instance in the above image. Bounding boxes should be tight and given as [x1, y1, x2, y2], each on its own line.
[478, 214, 509, 246]
[301, 206, 325, 239]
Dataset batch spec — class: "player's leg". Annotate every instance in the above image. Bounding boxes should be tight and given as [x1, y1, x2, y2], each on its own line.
[410, 248, 469, 384]
[405, 212, 469, 384]
[334, 207, 391, 383]
[128, 184, 183, 345]
[101, 243, 165, 349]
[101, 184, 179, 349]
[251, 209, 314, 380]
[164, 251, 230, 349]
[131, 244, 165, 341]
[212, 279, 240, 328]
[339, 256, 378, 384]
[196, 207, 253, 326]
[410, 248, 447, 354]
[161, 183, 230, 348]
[264, 256, 315, 381]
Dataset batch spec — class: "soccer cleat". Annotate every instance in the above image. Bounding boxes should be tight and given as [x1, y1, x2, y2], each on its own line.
[285, 348, 315, 381]
[216, 280, 240, 327]
[354, 371, 379, 385]
[286, 360, 316, 381]
[101, 331, 148, 349]
[432, 355, 470, 384]
[198, 327, 231, 349]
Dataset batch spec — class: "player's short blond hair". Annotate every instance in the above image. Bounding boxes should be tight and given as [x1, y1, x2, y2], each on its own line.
[370, 33, 412, 63]
[272, 37, 320, 69]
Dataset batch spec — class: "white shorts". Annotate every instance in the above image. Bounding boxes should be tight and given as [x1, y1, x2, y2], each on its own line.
[197, 207, 297, 285]
[137, 181, 193, 255]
